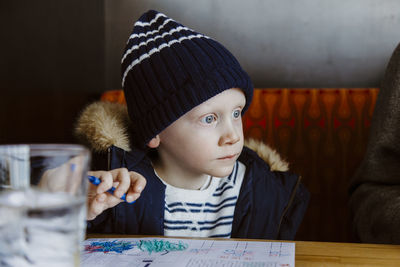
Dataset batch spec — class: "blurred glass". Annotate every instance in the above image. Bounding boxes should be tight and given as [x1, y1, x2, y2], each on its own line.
[0, 144, 90, 267]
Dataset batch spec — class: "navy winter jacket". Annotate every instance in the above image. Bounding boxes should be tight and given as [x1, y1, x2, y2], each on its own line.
[87, 145, 309, 240]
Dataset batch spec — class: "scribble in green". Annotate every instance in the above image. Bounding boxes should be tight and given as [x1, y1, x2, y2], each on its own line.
[137, 239, 188, 254]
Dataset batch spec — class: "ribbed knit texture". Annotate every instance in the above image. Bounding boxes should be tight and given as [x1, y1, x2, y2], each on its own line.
[121, 10, 253, 148]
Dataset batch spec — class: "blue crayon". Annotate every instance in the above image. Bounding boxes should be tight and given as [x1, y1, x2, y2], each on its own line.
[87, 175, 135, 203]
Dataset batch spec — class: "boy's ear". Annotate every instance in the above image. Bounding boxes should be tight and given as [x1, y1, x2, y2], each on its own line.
[147, 135, 160, 148]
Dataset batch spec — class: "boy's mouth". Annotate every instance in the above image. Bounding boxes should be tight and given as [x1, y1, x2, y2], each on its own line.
[217, 153, 238, 160]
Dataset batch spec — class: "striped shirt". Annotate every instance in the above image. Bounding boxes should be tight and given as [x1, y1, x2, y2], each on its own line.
[157, 161, 245, 238]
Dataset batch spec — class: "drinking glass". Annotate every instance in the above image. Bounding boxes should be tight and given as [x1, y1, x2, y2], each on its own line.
[0, 144, 90, 267]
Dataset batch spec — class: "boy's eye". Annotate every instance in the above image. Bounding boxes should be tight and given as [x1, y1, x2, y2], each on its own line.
[201, 114, 216, 124]
[232, 109, 241, 119]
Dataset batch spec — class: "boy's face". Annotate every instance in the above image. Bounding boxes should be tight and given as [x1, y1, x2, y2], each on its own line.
[156, 88, 245, 178]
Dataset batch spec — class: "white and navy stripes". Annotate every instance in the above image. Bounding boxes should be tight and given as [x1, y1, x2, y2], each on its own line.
[158, 161, 246, 238]
[122, 33, 208, 87]
[121, 11, 209, 87]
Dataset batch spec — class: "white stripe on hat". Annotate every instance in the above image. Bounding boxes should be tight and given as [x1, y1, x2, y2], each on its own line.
[127, 18, 174, 44]
[134, 12, 166, 27]
[122, 25, 200, 64]
[122, 33, 209, 87]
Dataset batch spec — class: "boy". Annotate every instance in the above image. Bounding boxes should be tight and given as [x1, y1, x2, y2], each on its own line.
[76, 10, 309, 239]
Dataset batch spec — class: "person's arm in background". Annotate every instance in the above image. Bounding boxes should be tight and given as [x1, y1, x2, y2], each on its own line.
[349, 42, 400, 244]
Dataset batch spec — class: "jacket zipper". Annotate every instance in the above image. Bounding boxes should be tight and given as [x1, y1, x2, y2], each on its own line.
[107, 147, 111, 171]
[276, 175, 302, 236]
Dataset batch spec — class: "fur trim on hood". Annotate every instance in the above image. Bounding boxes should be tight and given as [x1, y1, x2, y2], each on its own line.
[75, 102, 289, 172]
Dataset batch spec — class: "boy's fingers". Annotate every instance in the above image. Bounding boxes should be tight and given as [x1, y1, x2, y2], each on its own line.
[126, 192, 141, 203]
[87, 191, 124, 220]
[87, 193, 107, 220]
[87, 169, 146, 217]
[125, 172, 146, 203]
[131, 172, 147, 192]
[110, 168, 131, 198]
[96, 172, 114, 193]
[96, 193, 106, 203]
[87, 171, 114, 194]
[87, 182, 98, 195]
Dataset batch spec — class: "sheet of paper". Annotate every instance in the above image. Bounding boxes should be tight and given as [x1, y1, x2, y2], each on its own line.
[81, 237, 295, 267]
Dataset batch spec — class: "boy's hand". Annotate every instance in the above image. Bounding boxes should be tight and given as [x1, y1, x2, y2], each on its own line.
[86, 168, 146, 220]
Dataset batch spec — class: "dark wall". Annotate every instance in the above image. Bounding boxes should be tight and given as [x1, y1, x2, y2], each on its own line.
[104, 0, 400, 89]
[0, 0, 104, 144]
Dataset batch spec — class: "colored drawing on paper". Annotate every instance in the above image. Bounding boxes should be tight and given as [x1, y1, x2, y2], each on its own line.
[85, 240, 135, 253]
[138, 239, 188, 254]
[82, 238, 295, 266]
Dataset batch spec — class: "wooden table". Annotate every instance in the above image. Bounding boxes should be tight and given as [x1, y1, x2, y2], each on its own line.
[87, 234, 400, 266]
[295, 241, 400, 266]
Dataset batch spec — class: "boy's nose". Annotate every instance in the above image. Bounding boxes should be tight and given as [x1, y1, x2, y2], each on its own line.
[219, 122, 241, 146]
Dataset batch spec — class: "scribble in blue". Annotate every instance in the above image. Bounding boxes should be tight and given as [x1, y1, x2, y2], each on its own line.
[86, 240, 135, 253]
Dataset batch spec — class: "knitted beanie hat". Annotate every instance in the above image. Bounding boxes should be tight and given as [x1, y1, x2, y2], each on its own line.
[122, 10, 253, 148]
